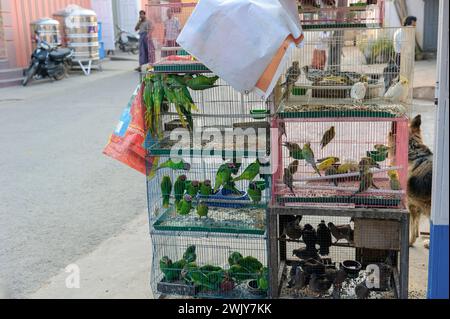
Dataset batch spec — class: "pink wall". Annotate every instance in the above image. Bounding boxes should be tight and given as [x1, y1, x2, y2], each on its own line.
[2, 0, 92, 69]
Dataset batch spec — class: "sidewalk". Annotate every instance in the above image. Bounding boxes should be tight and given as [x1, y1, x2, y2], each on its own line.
[413, 59, 437, 100]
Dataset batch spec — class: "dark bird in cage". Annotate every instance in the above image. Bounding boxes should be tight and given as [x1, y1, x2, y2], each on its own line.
[293, 247, 320, 260]
[302, 223, 318, 250]
[327, 222, 354, 244]
[282, 215, 303, 240]
[281, 61, 301, 102]
[283, 168, 296, 194]
[288, 160, 299, 175]
[359, 157, 380, 171]
[287, 264, 309, 291]
[352, 170, 379, 197]
[299, 258, 325, 276]
[320, 126, 336, 150]
[316, 220, 332, 256]
[383, 59, 400, 93]
[279, 121, 287, 138]
[283, 142, 304, 160]
[309, 273, 333, 295]
[355, 283, 371, 299]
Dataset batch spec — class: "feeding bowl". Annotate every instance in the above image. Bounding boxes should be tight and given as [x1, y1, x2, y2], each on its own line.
[246, 280, 266, 296]
[367, 150, 388, 162]
[250, 109, 270, 119]
[196, 188, 250, 209]
[341, 260, 362, 278]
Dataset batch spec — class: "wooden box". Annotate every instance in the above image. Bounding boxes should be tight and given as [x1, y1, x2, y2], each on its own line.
[354, 218, 401, 250]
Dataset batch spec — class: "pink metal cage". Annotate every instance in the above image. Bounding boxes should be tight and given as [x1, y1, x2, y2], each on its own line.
[271, 115, 408, 209]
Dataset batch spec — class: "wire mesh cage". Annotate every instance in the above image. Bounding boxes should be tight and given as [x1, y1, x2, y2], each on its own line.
[268, 208, 409, 299]
[146, 1, 196, 61]
[146, 157, 271, 235]
[271, 116, 408, 208]
[150, 231, 268, 298]
[298, 0, 384, 29]
[276, 27, 415, 116]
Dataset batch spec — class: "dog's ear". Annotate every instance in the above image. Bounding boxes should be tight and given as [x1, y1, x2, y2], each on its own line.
[410, 114, 422, 134]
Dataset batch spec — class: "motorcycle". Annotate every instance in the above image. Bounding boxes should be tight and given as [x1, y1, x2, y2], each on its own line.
[22, 40, 73, 86]
[115, 25, 139, 54]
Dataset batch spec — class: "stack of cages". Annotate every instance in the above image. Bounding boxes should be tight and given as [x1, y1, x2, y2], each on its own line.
[145, 0, 272, 299]
[269, 25, 414, 299]
[146, 1, 197, 62]
[298, 0, 384, 30]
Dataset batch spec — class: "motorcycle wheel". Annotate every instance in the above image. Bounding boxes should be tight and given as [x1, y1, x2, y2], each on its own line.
[131, 48, 138, 55]
[22, 64, 38, 86]
[53, 71, 65, 81]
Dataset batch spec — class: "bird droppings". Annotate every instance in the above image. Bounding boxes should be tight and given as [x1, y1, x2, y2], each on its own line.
[154, 206, 266, 233]
[280, 265, 396, 299]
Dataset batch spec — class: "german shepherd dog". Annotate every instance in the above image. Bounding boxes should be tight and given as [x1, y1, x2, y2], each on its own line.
[407, 115, 433, 246]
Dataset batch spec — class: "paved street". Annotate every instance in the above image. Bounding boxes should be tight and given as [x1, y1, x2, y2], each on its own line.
[0, 59, 148, 298]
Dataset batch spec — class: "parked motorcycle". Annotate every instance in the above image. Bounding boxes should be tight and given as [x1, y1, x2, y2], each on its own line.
[115, 25, 139, 54]
[22, 40, 73, 86]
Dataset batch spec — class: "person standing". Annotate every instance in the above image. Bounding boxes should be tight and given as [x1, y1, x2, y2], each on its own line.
[162, 8, 181, 57]
[135, 10, 156, 72]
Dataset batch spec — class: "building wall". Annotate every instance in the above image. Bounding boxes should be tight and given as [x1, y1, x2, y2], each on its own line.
[0, 0, 92, 70]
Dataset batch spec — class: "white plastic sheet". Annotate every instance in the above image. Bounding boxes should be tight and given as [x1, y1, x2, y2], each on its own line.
[177, 0, 303, 99]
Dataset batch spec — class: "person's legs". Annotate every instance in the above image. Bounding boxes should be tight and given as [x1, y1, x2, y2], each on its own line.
[148, 36, 156, 65]
[137, 32, 149, 71]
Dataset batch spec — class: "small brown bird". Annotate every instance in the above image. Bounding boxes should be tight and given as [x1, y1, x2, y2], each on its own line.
[325, 166, 339, 186]
[288, 160, 299, 175]
[320, 126, 336, 149]
[283, 215, 303, 240]
[309, 273, 332, 295]
[327, 222, 354, 244]
[293, 247, 320, 260]
[299, 258, 325, 276]
[279, 121, 287, 138]
[359, 157, 380, 171]
[288, 266, 308, 293]
[355, 284, 371, 299]
[353, 170, 379, 197]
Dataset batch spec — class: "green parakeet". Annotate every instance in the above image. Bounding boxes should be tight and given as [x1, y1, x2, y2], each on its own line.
[228, 264, 253, 282]
[183, 245, 197, 263]
[160, 176, 172, 208]
[185, 75, 219, 90]
[160, 256, 179, 282]
[228, 252, 243, 266]
[248, 182, 262, 204]
[177, 194, 193, 216]
[196, 202, 209, 218]
[199, 180, 213, 196]
[257, 267, 269, 292]
[238, 256, 263, 274]
[233, 160, 261, 182]
[320, 126, 336, 150]
[152, 75, 164, 138]
[388, 170, 401, 190]
[205, 270, 225, 291]
[214, 163, 234, 193]
[283, 142, 304, 160]
[157, 158, 191, 171]
[186, 180, 200, 197]
[302, 142, 321, 176]
[174, 175, 187, 205]
[200, 265, 222, 273]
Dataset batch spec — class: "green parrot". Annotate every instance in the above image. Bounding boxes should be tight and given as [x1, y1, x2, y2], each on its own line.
[183, 245, 197, 263]
[214, 163, 234, 193]
[229, 161, 242, 175]
[174, 175, 187, 205]
[157, 158, 191, 171]
[183, 267, 214, 291]
[163, 83, 188, 128]
[143, 79, 155, 135]
[199, 180, 213, 196]
[152, 75, 165, 138]
[248, 182, 262, 204]
[325, 166, 339, 187]
[196, 202, 209, 218]
[200, 265, 222, 273]
[185, 75, 220, 90]
[186, 180, 200, 197]
[302, 142, 321, 176]
[160, 176, 172, 208]
[228, 252, 243, 266]
[233, 160, 261, 182]
[283, 142, 304, 160]
[388, 170, 402, 190]
[222, 180, 242, 195]
[205, 270, 225, 291]
[254, 181, 267, 191]
[177, 195, 193, 216]
[228, 264, 253, 282]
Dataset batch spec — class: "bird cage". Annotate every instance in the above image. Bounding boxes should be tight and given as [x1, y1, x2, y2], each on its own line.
[298, 0, 384, 29]
[267, 207, 409, 299]
[150, 231, 268, 298]
[271, 116, 409, 209]
[276, 27, 415, 115]
[146, 1, 197, 61]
